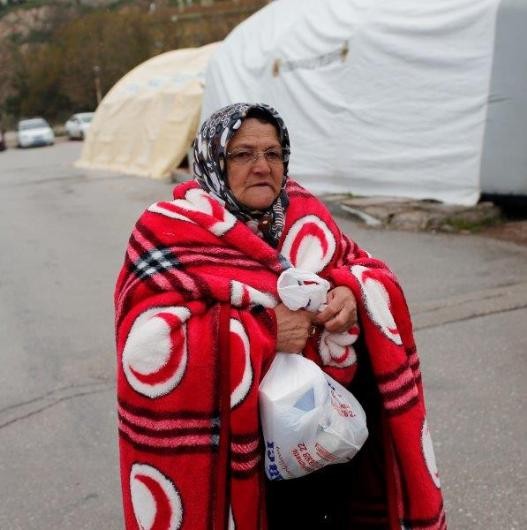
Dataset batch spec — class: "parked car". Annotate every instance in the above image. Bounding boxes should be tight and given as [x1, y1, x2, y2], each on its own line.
[17, 117, 55, 148]
[65, 112, 94, 140]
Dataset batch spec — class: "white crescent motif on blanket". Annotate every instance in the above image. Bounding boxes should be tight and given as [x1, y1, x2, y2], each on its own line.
[319, 326, 359, 368]
[350, 265, 402, 345]
[177, 188, 237, 237]
[147, 203, 196, 224]
[281, 215, 336, 273]
[173, 188, 214, 214]
[130, 463, 183, 530]
[421, 419, 441, 488]
[122, 306, 191, 398]
[230, 280, 276, 308]
[228, 504, 236, 530]
[230, 318, 253, 409]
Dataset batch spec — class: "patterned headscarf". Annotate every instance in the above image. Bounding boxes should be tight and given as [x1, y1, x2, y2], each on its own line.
[192, 103, 290, 247]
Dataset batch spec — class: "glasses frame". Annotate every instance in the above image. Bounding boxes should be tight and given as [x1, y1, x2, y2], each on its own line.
[226, 147, 290, 166]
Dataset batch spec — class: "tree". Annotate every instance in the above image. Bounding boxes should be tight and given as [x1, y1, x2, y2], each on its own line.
[7, 43, 69, 119]
[1, 2, 263, 122]
[58, 10, 154, 110]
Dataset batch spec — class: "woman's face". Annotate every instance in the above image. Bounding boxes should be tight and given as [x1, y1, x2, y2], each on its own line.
[226, 118, 284, 210]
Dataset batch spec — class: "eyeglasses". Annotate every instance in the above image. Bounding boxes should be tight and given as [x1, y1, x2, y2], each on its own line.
[226, 148, 289, 166]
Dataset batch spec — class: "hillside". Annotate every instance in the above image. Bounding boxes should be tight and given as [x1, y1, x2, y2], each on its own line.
[0, 0, 267, 126]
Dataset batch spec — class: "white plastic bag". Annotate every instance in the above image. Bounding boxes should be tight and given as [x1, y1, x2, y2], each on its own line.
[259, 353, 368, 480]
[258, 267, 367, 480]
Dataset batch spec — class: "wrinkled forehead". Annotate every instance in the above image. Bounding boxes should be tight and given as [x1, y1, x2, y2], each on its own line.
[227, 119, 282, 150]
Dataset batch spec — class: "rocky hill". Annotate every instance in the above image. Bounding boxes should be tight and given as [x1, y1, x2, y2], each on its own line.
[1, 3, 71, 117]
[0, 0, 267, 124]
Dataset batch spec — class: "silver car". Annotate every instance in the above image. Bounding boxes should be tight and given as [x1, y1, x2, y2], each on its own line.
[65, 112, 94, 140]
[17, 118, 55, 148]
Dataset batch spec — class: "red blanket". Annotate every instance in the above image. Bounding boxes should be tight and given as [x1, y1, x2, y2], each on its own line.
[115, 179, 446, 530]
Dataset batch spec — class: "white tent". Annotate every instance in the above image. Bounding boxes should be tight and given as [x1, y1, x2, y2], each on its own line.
[202, 0, 526, 205]
[77, 42, 219, 180]
[480, 0, 527, 198]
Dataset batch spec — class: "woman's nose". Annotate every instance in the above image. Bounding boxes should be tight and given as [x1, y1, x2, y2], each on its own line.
[252, 153, 272, 173]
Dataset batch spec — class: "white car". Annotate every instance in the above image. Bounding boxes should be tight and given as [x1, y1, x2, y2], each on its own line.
[65, 112, 94, 140]
[17, 118, 55, 148]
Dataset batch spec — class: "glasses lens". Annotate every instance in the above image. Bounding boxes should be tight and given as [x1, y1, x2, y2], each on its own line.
[228, 148, 289, 165]
[229, 150, 254, 164]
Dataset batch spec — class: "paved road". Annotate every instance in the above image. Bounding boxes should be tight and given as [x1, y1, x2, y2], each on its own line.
[0, 142, 526, 529]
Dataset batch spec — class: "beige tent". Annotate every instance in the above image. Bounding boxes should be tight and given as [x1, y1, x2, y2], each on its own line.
[77, 42, 219, 179]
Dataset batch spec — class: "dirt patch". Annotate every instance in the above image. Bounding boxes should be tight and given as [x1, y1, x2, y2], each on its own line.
[479, 220, 527, 247]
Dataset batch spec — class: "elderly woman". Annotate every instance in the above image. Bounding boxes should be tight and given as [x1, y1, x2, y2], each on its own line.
[114, 103, 446, 530]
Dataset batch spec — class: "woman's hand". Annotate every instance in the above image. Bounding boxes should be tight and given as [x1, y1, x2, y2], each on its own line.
[274, 303, 314, 353]
[313, 286, 357, 334]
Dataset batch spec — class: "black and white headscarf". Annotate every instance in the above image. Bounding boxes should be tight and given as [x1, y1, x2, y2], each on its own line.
[192, 103, 290, 247]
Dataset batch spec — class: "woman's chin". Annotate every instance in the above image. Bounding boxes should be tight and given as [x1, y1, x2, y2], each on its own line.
[238, 189, 279, 211]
